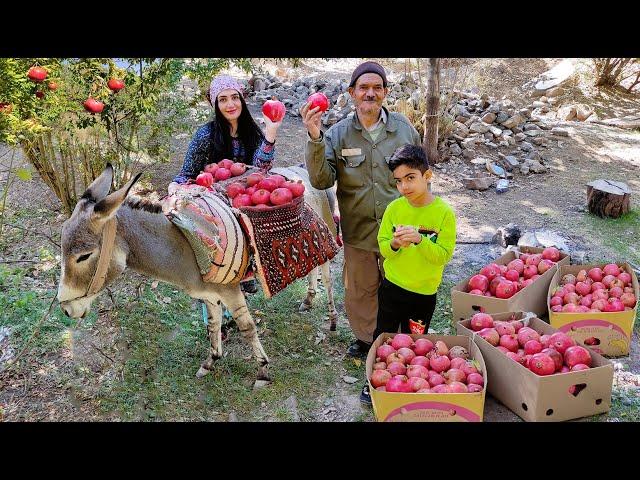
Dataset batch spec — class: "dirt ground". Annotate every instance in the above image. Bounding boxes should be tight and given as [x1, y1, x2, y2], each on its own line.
[1, 58, 639, 422]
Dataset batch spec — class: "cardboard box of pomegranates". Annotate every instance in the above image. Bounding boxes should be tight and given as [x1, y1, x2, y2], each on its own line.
[366, 333, 487, 422]
[548, 263, 639, 357]
[451, 246, 570, 323]
[456, 311, 613, 422]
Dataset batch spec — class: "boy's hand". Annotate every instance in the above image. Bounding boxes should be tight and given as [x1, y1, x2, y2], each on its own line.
[393, 225, 422, 247]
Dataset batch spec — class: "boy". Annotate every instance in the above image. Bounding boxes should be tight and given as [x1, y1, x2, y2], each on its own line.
[360, 144, 456, 404]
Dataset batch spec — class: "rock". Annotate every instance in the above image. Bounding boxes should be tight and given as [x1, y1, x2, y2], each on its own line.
[449, 144, 462, 156]
[462, 149, 476, 160]
[454, 121, 470, 137]
[539, 96, 548, 103]
[557, 105, 577, 121]
[520, 164, 530, 174]
[548, 97, 559, 105]
[455, 104, 471, 117]
[531, 101, 547, 108]
[489, 125, 503, 137]
[253, 77, 268, 92]
[502, 129, 513, 136]
[284, 395, 301, 422]
[504, 155, 520, 167]
[455, 115, 469, 123]
[461, 137, 478, 149]
[545, 86, 564, 98]
[253, 379, 271, 390]
[525, 159, 548, 173]
[524, 130, 543, 137]
[488, 104, 501, 114]
[511, 126, 523, 134]
[501, 114, 525, 129]
[551, 127, 569, 137]
[524, 123, 541, 131]
[481, 112, 497, 124]
[496, 112, 510, 124]
[514, 133, 526, 142]
[486, 160, 506, 176]
[534, 59, 576, 91]
[463, 176, 494, 191]
[531, 137, 546, 146]
[575, 103, 593, 121]
[335, 92, 350, 108]
[505, 136, 516, 146]
[519, 108, 532, 119]
[520, 141, 534, 152]
[519, 229, 570, 252]
[342, 375, 359, 384]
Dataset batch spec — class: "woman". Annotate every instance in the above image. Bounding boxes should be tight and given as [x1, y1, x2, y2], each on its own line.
[170, 74, 282, 190]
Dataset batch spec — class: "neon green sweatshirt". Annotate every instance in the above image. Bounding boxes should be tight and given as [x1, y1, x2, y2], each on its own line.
[378, 196, 456, 295]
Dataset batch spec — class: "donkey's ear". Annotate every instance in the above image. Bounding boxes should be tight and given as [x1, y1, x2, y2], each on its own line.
[82, 164, 114, 203]
[92, 172, 143, 221]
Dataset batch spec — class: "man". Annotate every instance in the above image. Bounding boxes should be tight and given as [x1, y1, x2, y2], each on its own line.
[301, 60, 422, 363]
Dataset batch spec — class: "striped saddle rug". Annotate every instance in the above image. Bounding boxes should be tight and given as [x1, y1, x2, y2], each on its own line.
[163, 184, 249, 284]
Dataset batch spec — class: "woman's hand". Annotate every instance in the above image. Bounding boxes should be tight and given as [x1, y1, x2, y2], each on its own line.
[300, 101, 323, 140]
[263, 114, 283, 143]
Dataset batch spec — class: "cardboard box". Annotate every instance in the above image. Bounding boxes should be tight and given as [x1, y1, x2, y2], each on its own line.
[451, 246, 570, 323]
[548, 263, 639, 356]
[457, 312, 614, 422]
[366, 334, 487, 422]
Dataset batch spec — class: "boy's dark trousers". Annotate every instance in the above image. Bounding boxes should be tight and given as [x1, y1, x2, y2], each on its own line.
[373, 278, 437, 340]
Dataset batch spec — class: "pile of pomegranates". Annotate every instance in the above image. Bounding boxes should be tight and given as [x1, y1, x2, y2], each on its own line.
[469, 312, 594, 376]
[369, 334, 485, 394]
[466, 248, 561, 299]
[549, 264, 636, 314]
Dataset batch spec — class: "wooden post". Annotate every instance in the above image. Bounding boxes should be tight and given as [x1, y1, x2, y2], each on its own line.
[586, 179, 631, 218]
[423, 58, 441, 164]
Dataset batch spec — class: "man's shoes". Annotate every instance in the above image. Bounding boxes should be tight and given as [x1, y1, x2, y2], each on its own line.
[360, 384, 372, 406]
[346, 339, 371, 358]
[241, 279, 258, 294]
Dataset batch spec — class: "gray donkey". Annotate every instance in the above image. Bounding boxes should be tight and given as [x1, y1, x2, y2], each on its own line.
[57, 164, 339, 385]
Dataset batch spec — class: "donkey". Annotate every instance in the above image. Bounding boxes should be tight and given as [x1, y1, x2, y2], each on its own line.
[57, 164, 339, 384]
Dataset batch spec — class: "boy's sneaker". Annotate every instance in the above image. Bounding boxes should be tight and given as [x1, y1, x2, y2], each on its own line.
[359, 384, 372, 406]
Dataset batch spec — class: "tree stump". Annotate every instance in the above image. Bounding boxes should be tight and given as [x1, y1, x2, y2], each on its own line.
[586, 180, 631, 218]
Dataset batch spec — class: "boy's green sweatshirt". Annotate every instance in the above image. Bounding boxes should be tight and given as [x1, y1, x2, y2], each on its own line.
[377, 195, 456, 295]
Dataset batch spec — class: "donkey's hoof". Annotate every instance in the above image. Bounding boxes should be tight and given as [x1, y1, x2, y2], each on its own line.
[196, 366, 211, 378]
[253, 379, 272, 390]
[329, 323, 337, 332]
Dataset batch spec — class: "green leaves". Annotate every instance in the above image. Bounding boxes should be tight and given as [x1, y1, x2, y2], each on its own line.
[15, 168, 32, 181]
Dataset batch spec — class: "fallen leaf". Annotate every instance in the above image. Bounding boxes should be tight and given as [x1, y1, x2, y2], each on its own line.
[353, 359, 362, 367]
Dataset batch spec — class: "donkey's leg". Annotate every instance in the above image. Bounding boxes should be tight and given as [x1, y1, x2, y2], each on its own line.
[217, 284, 270, 382]
[196, 299, 223, 378]
[299, 266, 319, 312]
[320, 261, 338, 331]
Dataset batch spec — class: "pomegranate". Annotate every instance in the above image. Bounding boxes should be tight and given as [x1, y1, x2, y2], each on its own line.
[27, 66, 47, 82]
[610, 278, 625, 290]
[370, 369, 392, 388]
[602, 274, 617, 288]
[580, 294, 593, 308]
[460, 362, 479, 376]
[542, 247, 560, 262]
[478, 328, 500, 346]
[563, 292, 581, 305]
[246, 172, 265, 187]
[575, 281, 591, 296]
[431, 384, 451, 393]
[494, 321, 516, 336]
[561, 274, 577, 285]
[618, 272, 632, 285]
[549, 333, 576, 355]
[523, 265, 538, 279]
[467, 373, 484, 386]
[538, 259, 555, 275]
[430, 355, 451, 373]
[215, 168, 232, 181]
[397, 347, 416, 365]
[226, 182, 245, 199]
[591, 282, 606, 293]
[588, 267, 604, 282]
[391, 333, 413, 350]
[571, 363, 590, 372]
[550, 305, 563, 312]
[257, 178, 278, 192]
[107, 78, 125, 92]
[499, 334, 519, 353]
[550, 295, 563, 307]
[470, 313, 494, 331]
[603, 263, 621, 277]
[505, 269, 520, 282]
[541, 348, 563, 372]
[480, 263, 501, 282]
[517, 327, 540, 347]
[387, 361, 407, 376]
[529, 353, 555, 376]
[83, 98, 104, 113]
[373, 361, 387, 370]
[270, 187, 293, 206]
[592, 289, 609, 302]
[416, 388, 432, 393]
[505, 351, 522, 363]
[510, 320, 524, 333]
[307, 92, 329, 112]
[448, 346, 469, 360]
[496, 346, 510, 354]
[251, 189, 271, 206]
[560, 366, 571, 373]
[408, 377, 429, 392]
[469, 289, 483, 295]
[576, 269, 588, 283]
[467, 384, 483, 393]
[603, 298, 625, 312]
[196, 172, 214, 188]
[204, 163, 219, 175]
[507, 259, 525, 274]
[261, 99, 286, 122]
[410, 356, 430, 368]
[564, 283, 576, 294]
[444, 368, 466, 384]
[376, 344, 396, 361]
[428, 373, 445, 387]
[525, 254, 543, 266]
[561, 303, 579, 313]
[620, 292, 636, 308]
[468, 274, 489, 292]
[564, 346, 592, 368]
[448, 382, 468, 393]
[449, 357, 466, 370]
[385, 352, 405, 365]
[232, 194, 253, 208]
[413, 338, 434, 356]
[406, 364, 429, 379]
[434, 341, 449, 356]
[524, 339, 543, 355]
[386, 375, 413, 393]
[218, 159, 234, 170]
[496, 280, 517, 299]
[609, 286, 624, 298]
[230, 162, 247, 176]
[284, 180, 306, 198]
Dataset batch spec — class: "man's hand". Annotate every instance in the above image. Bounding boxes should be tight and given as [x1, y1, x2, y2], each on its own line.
[300, 101, 323, 140]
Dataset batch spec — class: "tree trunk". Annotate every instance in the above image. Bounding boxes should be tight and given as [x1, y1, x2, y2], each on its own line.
[423, 58, 440, 164]
[586, 179, 631, 218]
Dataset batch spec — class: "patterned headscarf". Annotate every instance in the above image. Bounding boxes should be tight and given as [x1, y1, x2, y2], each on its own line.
[209, 74, 244, 103]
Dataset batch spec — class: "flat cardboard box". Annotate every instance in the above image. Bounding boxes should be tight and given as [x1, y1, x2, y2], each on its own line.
[366, 334, 487, 422]
[548, 263, 639, 356]
[457, 312, 614, 422]
[451, 246, 570, 323]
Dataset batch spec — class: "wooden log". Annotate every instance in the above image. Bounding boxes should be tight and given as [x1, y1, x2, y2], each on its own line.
[586, 179, 631, 218]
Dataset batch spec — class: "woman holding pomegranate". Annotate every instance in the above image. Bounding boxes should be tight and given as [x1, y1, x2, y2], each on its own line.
[170, 74, 283, 189]
[359, 144, 456, 405]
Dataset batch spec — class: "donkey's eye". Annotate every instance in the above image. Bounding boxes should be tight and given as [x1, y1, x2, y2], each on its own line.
[77, 253, 92, 263]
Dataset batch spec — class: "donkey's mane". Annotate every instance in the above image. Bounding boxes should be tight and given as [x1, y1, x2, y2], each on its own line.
[124, 190, 164, 214]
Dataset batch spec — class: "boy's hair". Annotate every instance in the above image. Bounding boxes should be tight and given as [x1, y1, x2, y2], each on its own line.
[387, 144, 430, 173]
